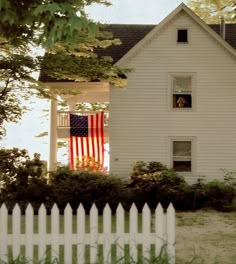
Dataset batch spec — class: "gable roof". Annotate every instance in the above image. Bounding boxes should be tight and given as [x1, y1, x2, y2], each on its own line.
[98, 23, 236, 64]
[39, 3, 236, 82]
[113, 3, 236, 65]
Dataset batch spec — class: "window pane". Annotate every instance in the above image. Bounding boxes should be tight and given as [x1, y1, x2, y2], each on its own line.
[177, 29, 188, 42]
[173, 77, 191, 92]
[173, 141, 191, 157]
[173, 94, 192, 108]
[173, 161, 191, 172]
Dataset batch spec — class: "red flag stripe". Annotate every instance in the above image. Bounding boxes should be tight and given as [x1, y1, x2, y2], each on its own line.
[69, 112, 105, 170]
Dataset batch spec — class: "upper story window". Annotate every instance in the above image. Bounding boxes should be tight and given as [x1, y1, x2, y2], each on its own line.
[172, 76, 192, 108]
[177, 29, 188, 43]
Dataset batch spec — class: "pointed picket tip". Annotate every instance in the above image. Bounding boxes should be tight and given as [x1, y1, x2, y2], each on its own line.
[64, 203, 72, 213]
[26, 203, 33, 212]
[77, 204, 85, 216]
[142, 203, 150, 212]
[39, 203, 47, 212]
[13, 203, 21, 212]
[156, 203, 164, 213]
[77, 203, 85, 211]
[116, 203, 124, 215]
[130, 203, 138, 212]
[0, 203, 7, 212]
[12, 204, 21, 218]
[103, 203, 111, 213]
[167, 203, 175, 213]
[90, 203, 98, 212]
[117, 203, 124, 211]
[52, 203, 59, 211]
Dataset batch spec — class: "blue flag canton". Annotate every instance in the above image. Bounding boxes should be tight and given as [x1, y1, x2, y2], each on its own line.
[70, 114, 88, 137]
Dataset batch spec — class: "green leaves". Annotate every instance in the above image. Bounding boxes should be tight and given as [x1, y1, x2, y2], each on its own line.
[0, 0, 128, 139]
[41, 51, 128, 87]
[187, 0, 236, 23]
[0, 0, 105, 48]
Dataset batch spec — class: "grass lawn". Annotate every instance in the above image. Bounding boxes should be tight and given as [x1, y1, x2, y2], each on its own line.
[176, 211, 236, 264]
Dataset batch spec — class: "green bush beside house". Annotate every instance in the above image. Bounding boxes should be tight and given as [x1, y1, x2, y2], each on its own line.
[0, 148, 235, 212]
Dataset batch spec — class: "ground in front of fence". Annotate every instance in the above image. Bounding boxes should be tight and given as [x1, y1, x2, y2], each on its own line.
[176, 211, 236, 264]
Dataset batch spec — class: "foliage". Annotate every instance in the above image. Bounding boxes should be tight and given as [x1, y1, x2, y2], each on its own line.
[76, 102, 109, 112]
[1, 155, 236, 212]
[75, 156, 107, 172]
[0, 148, 51, 210]
[187, 0, 236, 23]
[129, 161, 188, 210]
[129, 161, 236, 211]
[0, 0, 111, 48]
[0, 0, 127, 139]
[41, 51, 127, 86]
[49, 166, 130, 213]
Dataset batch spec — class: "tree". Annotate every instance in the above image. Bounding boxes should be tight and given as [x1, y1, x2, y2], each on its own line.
[0, 0, 127, 138]
[187, 0, 236, 23]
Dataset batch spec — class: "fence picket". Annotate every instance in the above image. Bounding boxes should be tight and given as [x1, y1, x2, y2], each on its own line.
[77, 204, 85, 263]
[64, 204, 73, 264]
[103, 204, 112, 263]
[25, 204, 34, 261]
[155, 203, 165, 256]
[38, 204, 47, 261]
[12, 204, 21, 259]
[51, 203, 60, 261]
[90, 204, 98, 263]
[0, 203, 8, 262]
[142, 203, 151, 260]
[116, 203, 125, 260]
[167, 203, 175, 264]
[129, 203, 138, 262]
[0, 202, 175, 264]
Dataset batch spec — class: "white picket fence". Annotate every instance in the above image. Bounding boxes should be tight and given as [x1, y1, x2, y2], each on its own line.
[0, 203, 175, 264]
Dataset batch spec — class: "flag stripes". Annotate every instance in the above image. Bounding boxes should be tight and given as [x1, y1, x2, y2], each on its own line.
[69, 112, 105, 170]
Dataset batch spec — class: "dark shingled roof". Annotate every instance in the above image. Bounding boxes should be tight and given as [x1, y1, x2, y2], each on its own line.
[209, 24, 236, 50]
[39, 24, 236, 82]
[99, 24, 236, 63]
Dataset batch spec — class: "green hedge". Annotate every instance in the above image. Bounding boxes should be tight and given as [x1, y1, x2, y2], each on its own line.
[0, 150, 235, 212]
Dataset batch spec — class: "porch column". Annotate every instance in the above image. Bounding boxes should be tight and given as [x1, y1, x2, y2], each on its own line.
[49, 95, 58, 171]
[67, 98, 77, 111]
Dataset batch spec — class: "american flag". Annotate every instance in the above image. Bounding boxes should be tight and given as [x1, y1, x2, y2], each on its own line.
[69, 112, 105, 170]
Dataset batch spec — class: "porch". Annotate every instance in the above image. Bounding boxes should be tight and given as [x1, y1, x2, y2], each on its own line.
[47, 81, 110, 170]
[57, 111, 109, 139]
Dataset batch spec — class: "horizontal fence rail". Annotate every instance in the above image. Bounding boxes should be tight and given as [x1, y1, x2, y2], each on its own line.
[0, 203, 175, 264]
[57, 111, 109, 127]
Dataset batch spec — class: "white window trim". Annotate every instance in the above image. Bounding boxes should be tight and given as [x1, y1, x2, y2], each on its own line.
[168, 72, 197, 111]
[169, 136, 196, 175]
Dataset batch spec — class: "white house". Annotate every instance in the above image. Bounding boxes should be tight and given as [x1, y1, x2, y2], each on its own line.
[43, 4, 236, 182]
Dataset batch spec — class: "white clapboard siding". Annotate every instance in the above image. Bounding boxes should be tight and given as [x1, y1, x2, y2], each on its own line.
[110, 10, 236, 182]
[0, 202, 175, 264]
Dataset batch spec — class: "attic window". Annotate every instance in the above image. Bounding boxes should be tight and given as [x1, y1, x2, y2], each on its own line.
[177, 29, 188, 43]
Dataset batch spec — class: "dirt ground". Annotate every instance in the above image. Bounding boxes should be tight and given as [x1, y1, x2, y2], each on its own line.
[176, 211, 236, 264]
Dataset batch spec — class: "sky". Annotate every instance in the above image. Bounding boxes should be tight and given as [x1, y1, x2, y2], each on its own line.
[1, 0, 186, 162]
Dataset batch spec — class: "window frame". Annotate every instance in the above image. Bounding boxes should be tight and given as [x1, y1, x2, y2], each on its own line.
[169, 137, 196, 175]
[177, 28, 189, 44]
[168, 73, 196, 111]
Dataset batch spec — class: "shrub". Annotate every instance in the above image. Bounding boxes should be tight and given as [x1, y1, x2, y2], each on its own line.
[49, 166, 131, 213]
[205, 180, 236, 211]
[129, 161, 189, 210]
[0, 148, 51, 210]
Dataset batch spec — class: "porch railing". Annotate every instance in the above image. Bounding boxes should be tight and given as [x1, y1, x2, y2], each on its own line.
[57, 111, 109, 127]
